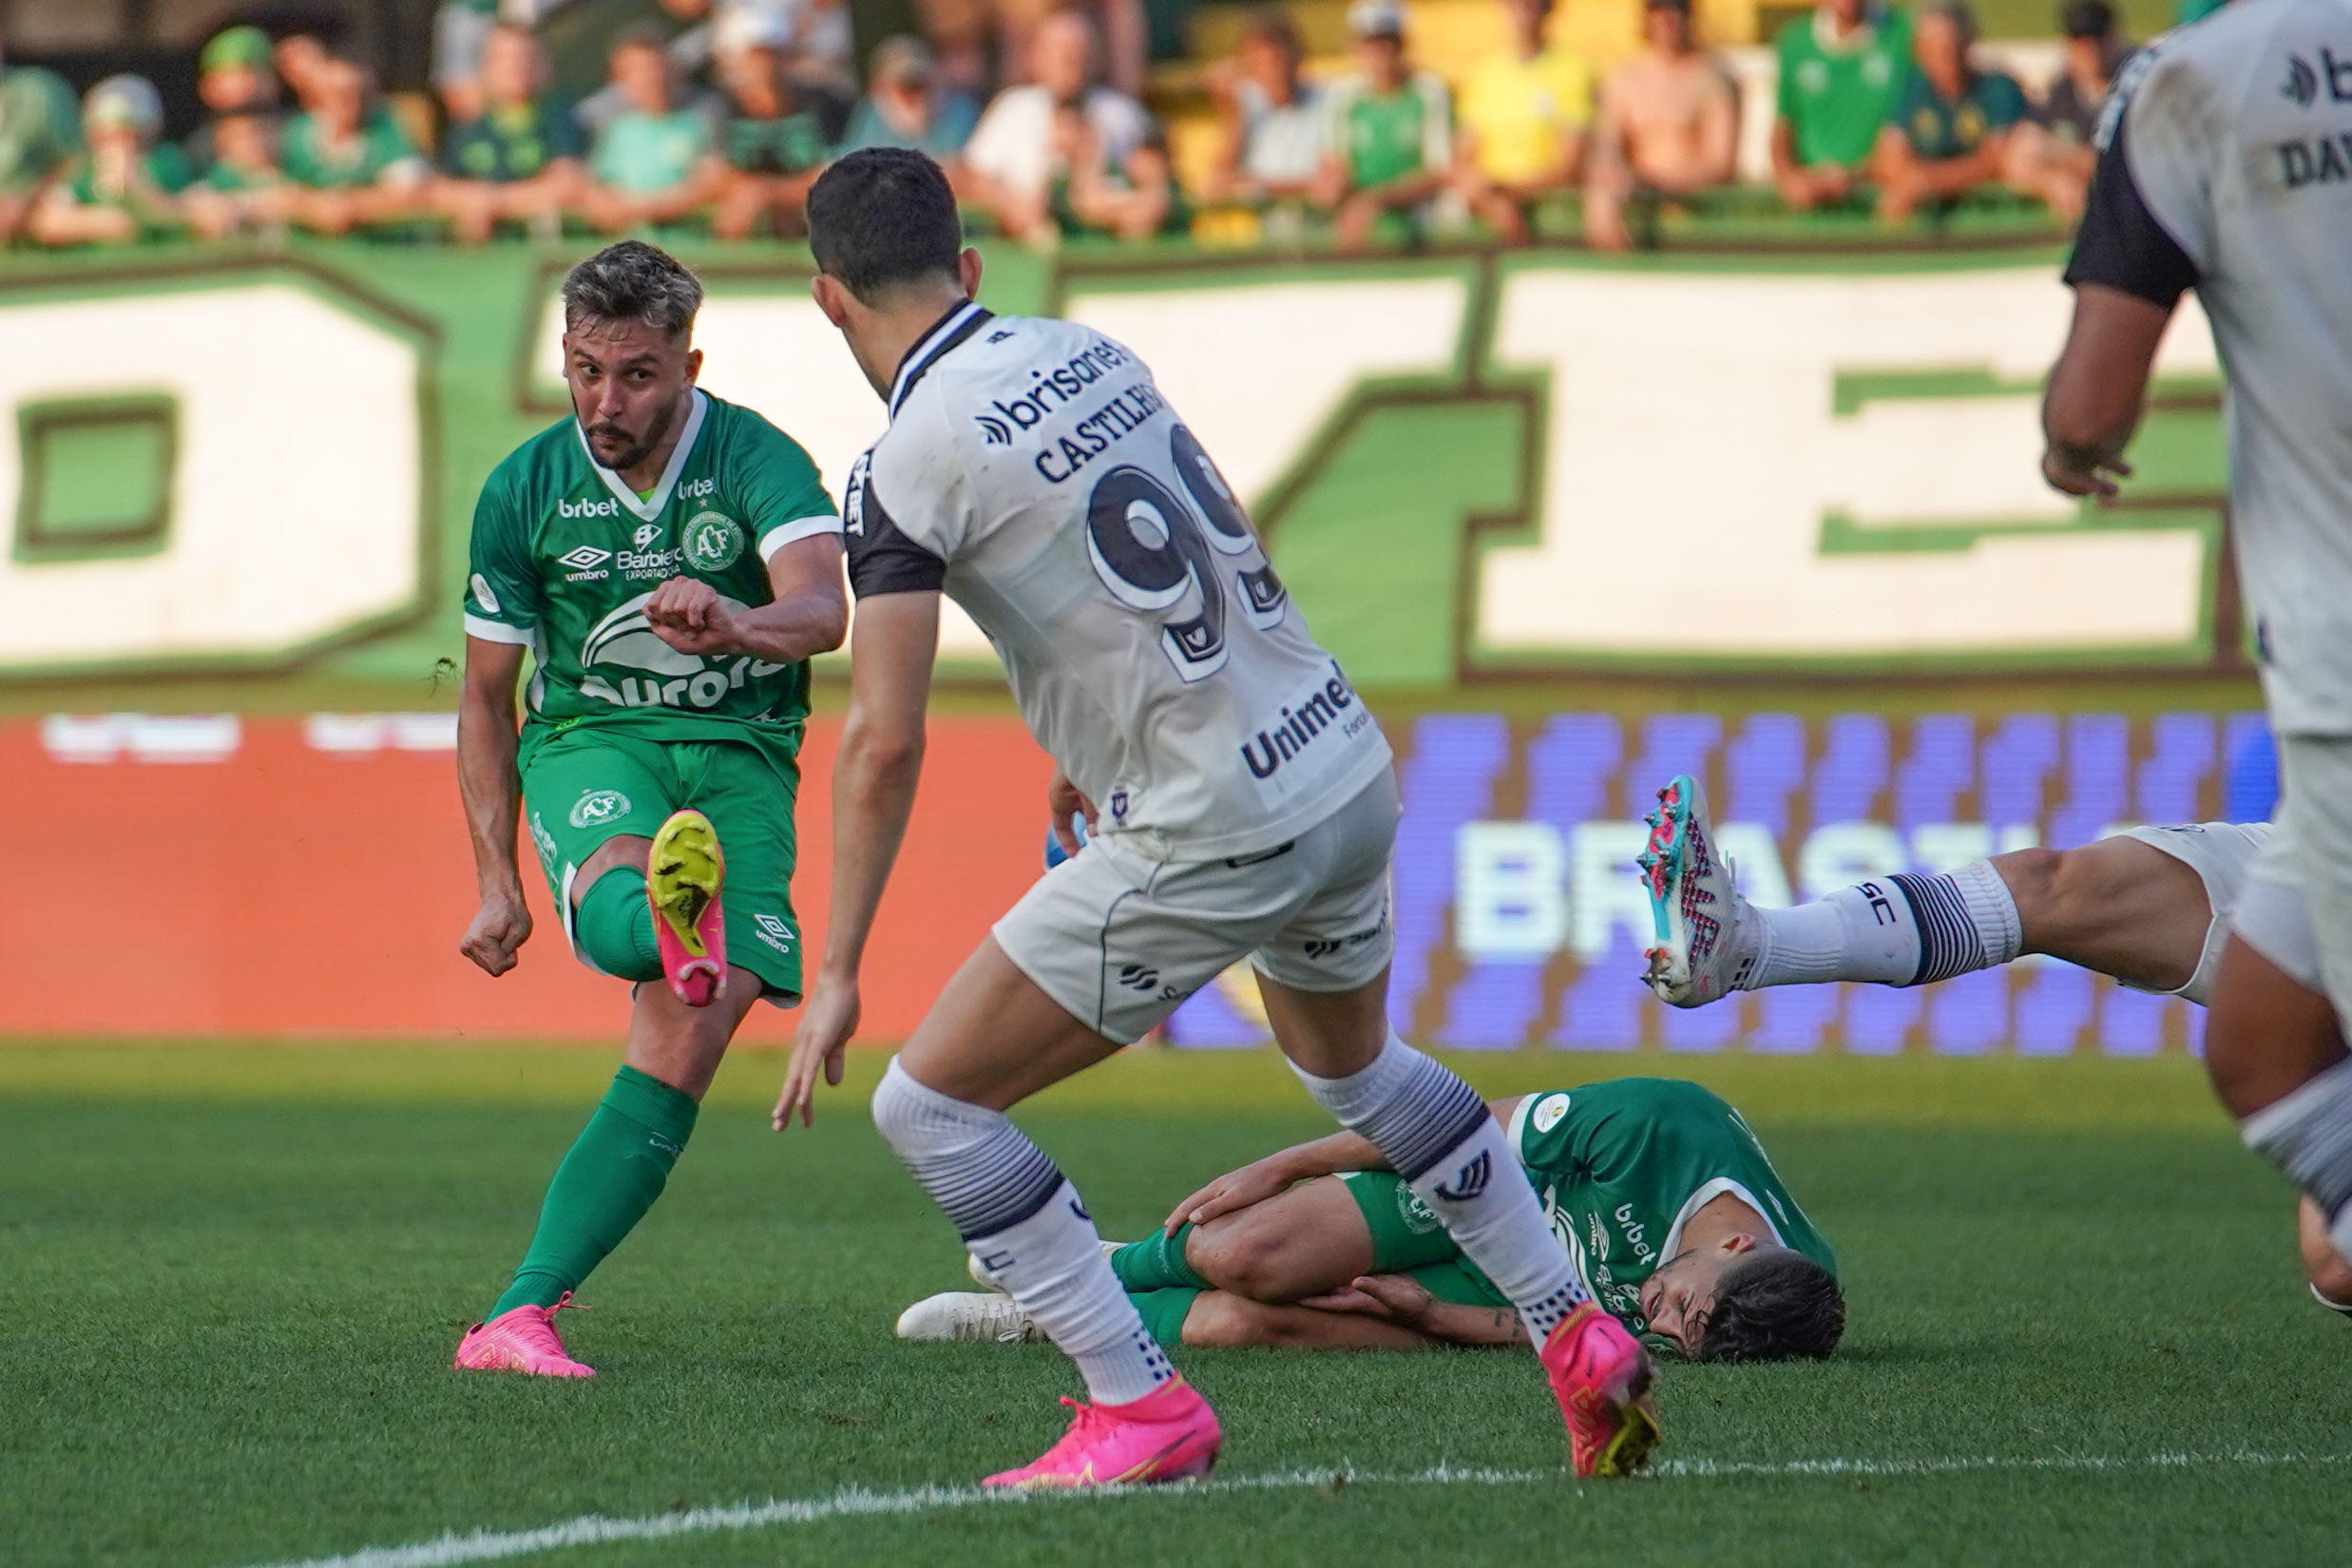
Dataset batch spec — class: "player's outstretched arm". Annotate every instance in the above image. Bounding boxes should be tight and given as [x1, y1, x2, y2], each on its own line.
[456, 636, 533, 977]
[775, 591, 941, 1130]
[1302, 1272, 1525, 1348]
[1163, 1098, 1519, 1232]
[643, 535, 849, 665]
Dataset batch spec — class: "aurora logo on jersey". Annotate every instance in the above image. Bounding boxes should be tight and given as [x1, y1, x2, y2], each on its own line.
[575, 591, 787, 711]
[1239, 660, 1371, 783]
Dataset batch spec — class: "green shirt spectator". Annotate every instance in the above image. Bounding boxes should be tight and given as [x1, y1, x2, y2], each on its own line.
[0, 59, 82, 199]
[1329, 73, 1451, 187]
[1886, 58, 2024, 158]
[67, 142, 192, 202]
[1774, 0, 1911, 171]
[726, 110, 828, 175]
[283, 103, 425, 189]
[590, 107, 709, 193]
[1317, 0, 1452, 253]
[443, 98, 585, 182]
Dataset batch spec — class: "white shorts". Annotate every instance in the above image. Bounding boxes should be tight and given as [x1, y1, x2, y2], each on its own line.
[2228, 735, 2352, 1003]
[2122, 821, 2273, 1004]
[993, 771, 1398, 1044]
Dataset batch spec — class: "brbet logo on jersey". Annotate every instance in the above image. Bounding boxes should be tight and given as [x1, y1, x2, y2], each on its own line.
[569, 789, 631, 829]
[683, 511, 745, 571]
[558, 497, 620, 520]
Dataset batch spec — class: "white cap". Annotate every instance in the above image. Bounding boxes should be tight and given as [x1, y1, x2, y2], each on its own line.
[1347, 0, 1407, 37]
[85, 73, 163, 136]
[714, 3, 794, 55]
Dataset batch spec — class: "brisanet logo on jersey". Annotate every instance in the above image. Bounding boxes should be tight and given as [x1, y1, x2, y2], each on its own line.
[1239, 660, 1374, 793]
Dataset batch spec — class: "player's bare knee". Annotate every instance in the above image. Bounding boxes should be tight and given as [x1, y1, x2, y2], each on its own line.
[1188, 1219, 1306, 1301]
[574, 834, 652, 904]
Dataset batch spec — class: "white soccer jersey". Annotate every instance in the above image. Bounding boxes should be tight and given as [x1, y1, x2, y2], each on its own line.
[2066, 0, 2352, 735]
[843, 301, 1393, 861]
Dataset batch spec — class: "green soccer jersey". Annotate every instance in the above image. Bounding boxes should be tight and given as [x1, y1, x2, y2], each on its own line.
[463, 390, 841, 762]
[1507, 1079, 1837, 1333]
[1888, 66, 2026, 160]
[1775, 4, 1913, 169]
[1329, 71, 1451, 187]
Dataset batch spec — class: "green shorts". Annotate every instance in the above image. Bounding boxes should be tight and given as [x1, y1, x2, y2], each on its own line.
[521, 724, 805, 1001]
[1339, 1172, 1512, 1309]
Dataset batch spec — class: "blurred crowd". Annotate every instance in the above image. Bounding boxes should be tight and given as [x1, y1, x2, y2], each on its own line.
[0, 0, 2138, 254]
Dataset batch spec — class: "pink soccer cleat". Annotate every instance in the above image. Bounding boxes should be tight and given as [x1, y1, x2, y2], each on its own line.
[981, 1378, 1221, 1490]
[452, 1292, 596, 1379]
[647, 809, 726, 1007]
[1539, 1301, 1659, 1478]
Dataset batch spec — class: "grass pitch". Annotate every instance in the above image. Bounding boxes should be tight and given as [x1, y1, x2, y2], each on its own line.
[3, 1043, 2346, 1568]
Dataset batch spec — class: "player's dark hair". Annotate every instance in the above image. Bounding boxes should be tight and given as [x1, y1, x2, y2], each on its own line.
[806, 148, 964, 303]
[2059, 0, 2113, 37]
[561, 239, 702, 342]
[1696, 1250, 1845, 1363]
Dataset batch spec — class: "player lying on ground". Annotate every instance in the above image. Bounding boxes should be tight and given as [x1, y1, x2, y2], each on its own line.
[899, 1075, 1845, 1361]
[776, 147, 1657, 1489]
[451, 240, 848, 1376]
[1635, 776, 2352, 1311]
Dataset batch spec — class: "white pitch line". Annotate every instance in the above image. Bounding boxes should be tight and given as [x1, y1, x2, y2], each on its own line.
[235, 1451, 2347, 1568]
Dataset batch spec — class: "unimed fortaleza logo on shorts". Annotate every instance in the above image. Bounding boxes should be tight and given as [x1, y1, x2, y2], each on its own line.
[569, 789, 631, 829]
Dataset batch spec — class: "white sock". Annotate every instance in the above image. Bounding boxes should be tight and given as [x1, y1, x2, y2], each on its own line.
[967, 1180, 1174, 1406]
[870, 1060, 1170, 1405]
[1746, 862, 2020, 989]
[1294, 1033, 1587, 1345]
[2243, 1056, 2352, 1263]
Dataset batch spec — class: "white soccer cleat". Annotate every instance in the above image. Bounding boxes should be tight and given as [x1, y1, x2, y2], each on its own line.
[896, 1291, 1047, 1344]
[968, 1239, 1124, 1295]
[1637, 774, 1758, 1008]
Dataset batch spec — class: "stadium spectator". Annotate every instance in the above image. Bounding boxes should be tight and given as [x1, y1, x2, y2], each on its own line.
[1584, 0, 1737, 250]
[275, 32, 336, 113]
[29, 75, 189, 247]
[1450, 0, 1592, 245]
[182, 111, 294, 239]
[182, 26, 283, 181]
[833, 36, 979, 160]
[281, 56, 431, 235]
[0, 36, 81, 242]
[2032, 0, 2127, 172]
[580, 25, 723, 232]
[1313, 0, 1451, 254]
[993, 0, 1150, 98]
[1770, 0, 1910, 212]
[1871, 0, 2082, 223]
[436, 22, 584, 243]
[433, 0, 499, 123]
[709, 9, 831, 238]
[912, 0, 996, 99]
[774, 0, 860, 107]
[1200, 9, 1325, 208]
[570, 0, 728, 141]
[962, 9, 1152, 243]
[1046, 93, 1177, 239]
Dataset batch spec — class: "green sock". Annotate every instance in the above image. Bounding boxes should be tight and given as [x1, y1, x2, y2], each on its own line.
[574, 867, 662, 981]
[491, 1066, 699, 1315]
[1110, 1227, 1208, 1292]
[1129, 1288, 1202, 1349]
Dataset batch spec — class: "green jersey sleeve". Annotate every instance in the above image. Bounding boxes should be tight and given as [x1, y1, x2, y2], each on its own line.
[464, 464, 541, 645]
[731, 412, 841, 562]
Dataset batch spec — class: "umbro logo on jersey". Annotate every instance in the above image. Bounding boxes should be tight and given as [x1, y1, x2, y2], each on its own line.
[1434, 1152, 1491, 1203]
[558, 497, 620, 519]
[557, 545, 613, 570]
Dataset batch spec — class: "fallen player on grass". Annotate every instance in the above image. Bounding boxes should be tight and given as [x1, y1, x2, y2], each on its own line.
[1632, 777, 2352, 1313]
[899, 1074, 1846, 1362]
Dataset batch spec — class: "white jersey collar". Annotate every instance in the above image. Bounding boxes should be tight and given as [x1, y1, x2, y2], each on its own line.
[1657, 1176, 1784, 1265]
[577, 388, 709, 523]
[889, 299, 992, 419]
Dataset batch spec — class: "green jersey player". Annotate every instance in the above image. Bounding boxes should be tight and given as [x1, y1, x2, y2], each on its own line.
[908, 1076, 1844, 1363]
[451, 240, 847, 1378]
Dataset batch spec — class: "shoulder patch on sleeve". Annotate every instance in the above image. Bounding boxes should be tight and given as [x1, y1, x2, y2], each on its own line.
[843, 445, 947, 598]
[1532, 1093, 1572, 1135]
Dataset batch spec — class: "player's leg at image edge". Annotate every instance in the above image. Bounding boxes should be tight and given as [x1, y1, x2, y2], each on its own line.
[455, 810, 732, 1377]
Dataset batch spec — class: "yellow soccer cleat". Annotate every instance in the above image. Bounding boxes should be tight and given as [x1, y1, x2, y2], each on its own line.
[647, 809, 727, 1006]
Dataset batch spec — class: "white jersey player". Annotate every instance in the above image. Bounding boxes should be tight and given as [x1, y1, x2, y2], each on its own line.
[774, 148, 1658, 1489]
[2039, 0, 2352, 1277]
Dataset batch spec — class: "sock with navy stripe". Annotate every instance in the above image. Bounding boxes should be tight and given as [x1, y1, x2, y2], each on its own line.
[1746, 861, 2020, 990]
[1292, 1033, 1588, 1345]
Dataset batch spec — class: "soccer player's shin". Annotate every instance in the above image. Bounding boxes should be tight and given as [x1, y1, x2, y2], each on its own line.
[870, 1060, 1174, 1405]
[1750, 861, 2022, 990]
[573, 869, 663, 981]
[491, 1065, 698, 1316]
[1110, 1229, 1210, 1292]
[1292, 1034, 1585, 1340]
[2242, 1056, 2352, 1263]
